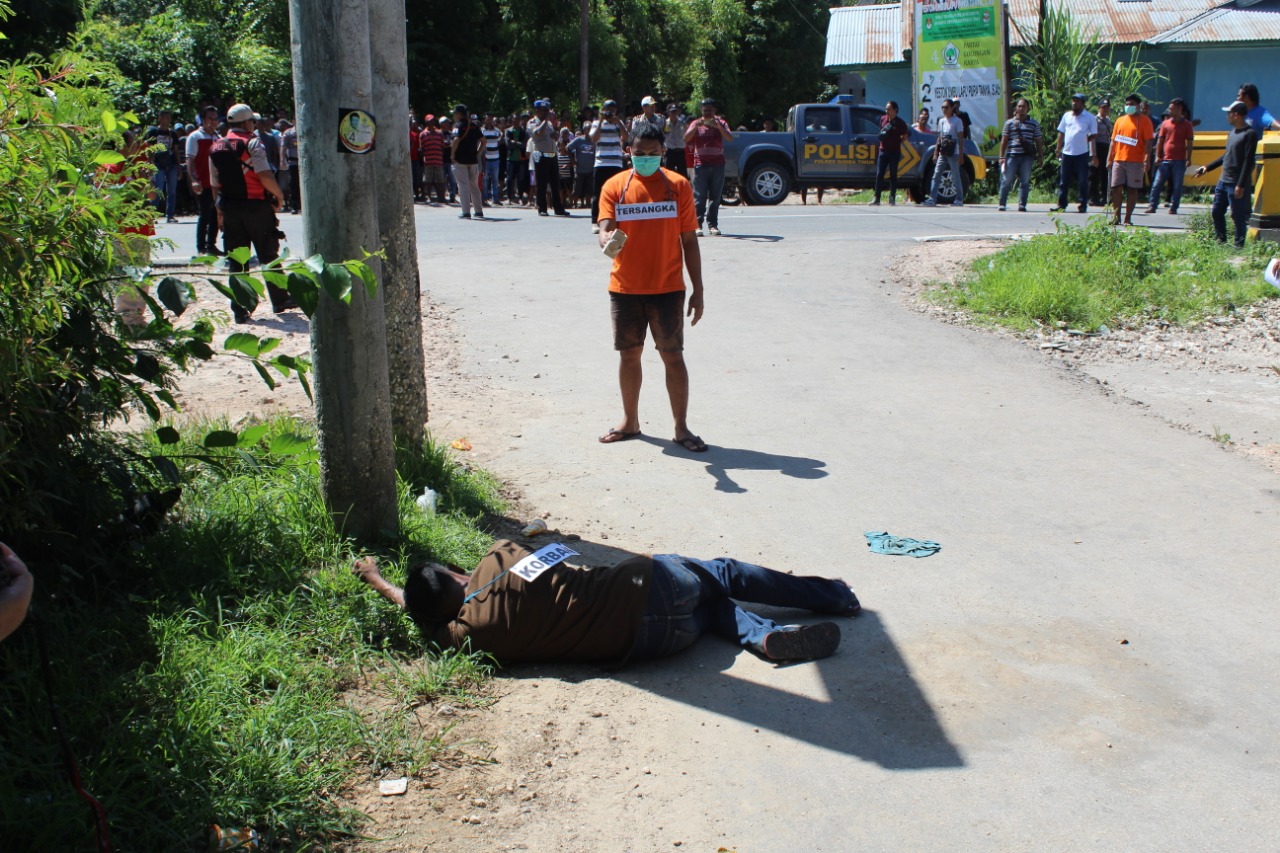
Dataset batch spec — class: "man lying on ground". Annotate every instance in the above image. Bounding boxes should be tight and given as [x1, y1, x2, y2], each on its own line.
[355, 539, 859, 665]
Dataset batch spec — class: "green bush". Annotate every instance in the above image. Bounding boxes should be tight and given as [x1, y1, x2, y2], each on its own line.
[0, 420, 503, 851]
[934, 217, 1278, 330]
[0, 37, 227, 569]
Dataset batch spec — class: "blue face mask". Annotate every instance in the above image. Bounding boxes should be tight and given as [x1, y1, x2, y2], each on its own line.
[632, 155, 662, 176]
[1124, 105, 1138, 116]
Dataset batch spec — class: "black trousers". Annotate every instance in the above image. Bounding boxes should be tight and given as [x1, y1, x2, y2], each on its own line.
[287, 165, 301, 211]
[663, 149, 687, 178]
[533, 154, 566, 214]
[197, 187, 219, 251]
[591, 165, 624, 223]
[222, 200, 289, 315]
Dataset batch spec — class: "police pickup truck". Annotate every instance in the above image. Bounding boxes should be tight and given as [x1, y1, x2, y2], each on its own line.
[723, 100, 987, 204]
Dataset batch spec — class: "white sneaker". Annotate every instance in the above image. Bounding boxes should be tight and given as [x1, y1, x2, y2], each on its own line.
[591, 224, 600, 234]
[696, 228, 704, 237]
[708, 226, 721, 236]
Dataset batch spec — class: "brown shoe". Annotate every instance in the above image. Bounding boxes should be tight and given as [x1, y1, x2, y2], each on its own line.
[760, 622, 840, 662]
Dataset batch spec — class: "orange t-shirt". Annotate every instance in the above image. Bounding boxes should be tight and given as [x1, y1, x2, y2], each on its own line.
[1110, 114, 1154, 163]
[598, 168, 697, 294]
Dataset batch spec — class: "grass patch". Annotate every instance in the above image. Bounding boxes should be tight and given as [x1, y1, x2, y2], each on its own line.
[929, 214, 1278, 331]
[0, 418, 503, 851]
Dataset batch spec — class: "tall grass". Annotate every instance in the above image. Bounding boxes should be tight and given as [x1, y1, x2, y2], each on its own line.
[0, 418, 502, 851]
[931, 215, 1278, 331]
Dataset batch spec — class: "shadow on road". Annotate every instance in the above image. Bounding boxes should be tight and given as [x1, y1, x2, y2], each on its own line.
[654, 438, 827, 493]
[249, 312, 310, 333]
[488, 517, 961, 770]
[718, 233, 783, 242]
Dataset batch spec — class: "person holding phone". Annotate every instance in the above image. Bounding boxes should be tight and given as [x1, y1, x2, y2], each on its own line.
[682, 98, 733, 236]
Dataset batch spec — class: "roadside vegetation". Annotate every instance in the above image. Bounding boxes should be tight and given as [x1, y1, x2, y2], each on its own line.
[0, 420, 504, 850]
[1, 10, 504, 849]
[929, 213, 1279, 331]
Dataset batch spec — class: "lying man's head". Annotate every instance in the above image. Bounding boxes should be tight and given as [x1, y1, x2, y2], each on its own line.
[403, 562, 469, 629]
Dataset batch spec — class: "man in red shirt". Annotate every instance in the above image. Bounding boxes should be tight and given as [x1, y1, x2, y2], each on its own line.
[419, 116, 445, 203]
[185, 105, 222, 255]
[682, 98, 733, 236]
[596, 126, 707, 452]
[1147, 97, 1194, 214]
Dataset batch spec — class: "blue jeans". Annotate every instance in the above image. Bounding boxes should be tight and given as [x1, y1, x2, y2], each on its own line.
[1148, 160, 1187, 211]
[483, 158, 501, 203]
[153, 162, 180, 218]
[930, 152, 964, 203]
[629, 554, 857, 660]
[999, 154, 1033, 208]
[1057, 153, 1090, 209]
[693, 164, 725, 228]
[1212, 180, 1252, 247]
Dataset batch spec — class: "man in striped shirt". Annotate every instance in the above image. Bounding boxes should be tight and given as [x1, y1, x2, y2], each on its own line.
[481, 113, 503, 205]
[589, 99, 629, 233]
[997, 98, 1043, 212]
[419, 117, 446, 204]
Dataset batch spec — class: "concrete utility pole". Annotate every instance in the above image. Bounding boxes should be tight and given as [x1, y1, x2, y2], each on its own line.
[579, 0, 590, 110]
[289, 0, 399, 541]
[369, 0, 429, 447]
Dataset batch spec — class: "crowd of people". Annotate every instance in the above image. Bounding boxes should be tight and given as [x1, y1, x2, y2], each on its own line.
[405, 97, 735, 235]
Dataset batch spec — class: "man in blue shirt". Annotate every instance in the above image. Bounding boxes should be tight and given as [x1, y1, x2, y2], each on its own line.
[1235, 83, 1279, 132]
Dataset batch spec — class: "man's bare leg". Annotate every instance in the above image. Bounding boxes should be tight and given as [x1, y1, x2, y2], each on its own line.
[659, 348, 695, 442]
[353, 557, 405, 609]
[603, 345, 644, 440]
[1124, 188, 1138, 224]
[1110, 185, 1124, 224]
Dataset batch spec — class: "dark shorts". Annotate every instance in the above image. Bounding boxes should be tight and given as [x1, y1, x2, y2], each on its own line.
[610, 290, 685, 352]
[574, 173, 593, 197]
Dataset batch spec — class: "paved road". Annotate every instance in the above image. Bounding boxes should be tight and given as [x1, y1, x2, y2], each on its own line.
[164, 201, 1278, 851]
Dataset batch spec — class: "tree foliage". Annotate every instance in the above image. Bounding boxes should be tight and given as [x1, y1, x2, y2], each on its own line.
[18, 0, 834, 125]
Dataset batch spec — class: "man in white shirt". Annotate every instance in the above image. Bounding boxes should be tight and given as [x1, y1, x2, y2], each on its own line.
[1055, 93, 1098, 213]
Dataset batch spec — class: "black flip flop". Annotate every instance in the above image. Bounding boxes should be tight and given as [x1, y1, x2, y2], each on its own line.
[599, 429, 641, 444]
[672, 434, 708, 453]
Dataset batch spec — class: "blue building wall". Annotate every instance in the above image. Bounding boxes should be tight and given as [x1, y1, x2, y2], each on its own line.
[866, 68, 914, 111]
[1191, 48, 1280, 126]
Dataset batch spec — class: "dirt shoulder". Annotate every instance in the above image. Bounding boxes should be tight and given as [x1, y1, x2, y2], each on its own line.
[890, 241, 1280, 473]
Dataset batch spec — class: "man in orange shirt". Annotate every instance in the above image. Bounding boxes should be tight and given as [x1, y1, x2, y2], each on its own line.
[1107, 93, 1155, 226]
[596, 125, 707, 452]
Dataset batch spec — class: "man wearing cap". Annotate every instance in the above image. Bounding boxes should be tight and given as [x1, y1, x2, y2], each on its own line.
[1089, 99, 1112, 205]
[1195, 101, 1259, 248]
[683, 98, 733, 236]
[662, 104, 688, 178]
[589, 100, 629, 233]
[528, 100, 567, 216]
[1107, 93, 1155, 226]
[631, 96, 665, 137]
[1054, 94, 1097, 213]
[207, 103, 290, 323]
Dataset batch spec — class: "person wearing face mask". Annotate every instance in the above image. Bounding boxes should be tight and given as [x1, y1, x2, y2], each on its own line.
[595, 125, 707, 453]
[1107, 93, 1155, 226]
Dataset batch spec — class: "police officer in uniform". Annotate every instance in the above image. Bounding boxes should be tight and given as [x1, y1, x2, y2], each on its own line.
[209, 103, 292, 323]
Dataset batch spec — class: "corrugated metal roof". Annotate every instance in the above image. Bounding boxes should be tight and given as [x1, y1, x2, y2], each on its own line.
[1006, 0, 1230, 47]
[825, 0, 1269, 68]
[1147, 0, 1280, 43]
[825, 4, 909, 68]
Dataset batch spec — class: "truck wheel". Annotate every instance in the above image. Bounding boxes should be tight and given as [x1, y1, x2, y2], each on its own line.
[921, 160, 975, 204]
[743, 162, 792, 205]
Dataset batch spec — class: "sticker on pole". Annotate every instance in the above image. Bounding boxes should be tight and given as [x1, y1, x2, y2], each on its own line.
[510, 543, 579, 584]
[338, 108, 377, 154]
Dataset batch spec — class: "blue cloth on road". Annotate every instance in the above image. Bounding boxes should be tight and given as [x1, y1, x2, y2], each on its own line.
[864, 531, 941, 558]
